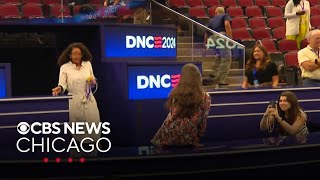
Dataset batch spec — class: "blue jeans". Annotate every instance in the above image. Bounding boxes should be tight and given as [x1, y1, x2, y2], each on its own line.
[208, 34, 232, 84]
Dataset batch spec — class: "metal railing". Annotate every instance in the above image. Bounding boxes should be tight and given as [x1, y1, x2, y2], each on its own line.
[150, 0, 245, 49]
[150, 0, 246, 87]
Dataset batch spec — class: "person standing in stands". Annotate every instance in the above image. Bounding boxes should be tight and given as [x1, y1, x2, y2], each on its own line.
[204, 7, 232, 86]
[298, 29, 320, 86]
[285, 0, 311, 49]
[52, 42, 101, 144]
[242, 44, 279, 89]
[151, 63, 211, 147]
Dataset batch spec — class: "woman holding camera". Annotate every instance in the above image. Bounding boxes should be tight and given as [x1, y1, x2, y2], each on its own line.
[260, 91, 308, 137]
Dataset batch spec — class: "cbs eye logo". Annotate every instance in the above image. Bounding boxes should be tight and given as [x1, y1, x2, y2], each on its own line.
[17, 122, 30, 135]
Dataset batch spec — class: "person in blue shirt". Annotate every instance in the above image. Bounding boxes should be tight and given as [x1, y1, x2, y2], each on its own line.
[204, 7, 233, 86]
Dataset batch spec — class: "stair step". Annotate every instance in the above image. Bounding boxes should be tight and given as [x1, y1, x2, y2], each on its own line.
[177, 48, 220, 56]
[177, 48, 245, 57]
[177, 59, 241, 69]
[177, 35, 244, 87]
[177, 56, 216, 62]
[225, 76, 243, 84]
[203, 83, 242, 89]
[202, 61, 241, 69]
[177, 43, 203, 48]
[202, 77, 243, 88]
[203, 68, 244, 77]
[177, 36, 193, 43]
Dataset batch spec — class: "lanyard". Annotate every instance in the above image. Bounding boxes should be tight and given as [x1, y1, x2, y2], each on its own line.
[299, 1, 305, 10]
[253, 68, 257, 79]
[309, 47, 320, 58]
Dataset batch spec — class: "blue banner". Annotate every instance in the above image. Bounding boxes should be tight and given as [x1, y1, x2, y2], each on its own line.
[0, 69, 6, 98]
[128, 63, 202, 100]
[103, 26, 176, 58]
[128, 65, 185, 100]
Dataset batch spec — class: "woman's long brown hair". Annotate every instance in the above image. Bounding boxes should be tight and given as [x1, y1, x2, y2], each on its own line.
[278, 91, 301, 125]
[166, 63, 204, 119]
[245, 44, 271, 73]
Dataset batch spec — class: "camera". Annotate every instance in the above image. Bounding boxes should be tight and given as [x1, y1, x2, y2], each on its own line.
[269, 100, 276, 108]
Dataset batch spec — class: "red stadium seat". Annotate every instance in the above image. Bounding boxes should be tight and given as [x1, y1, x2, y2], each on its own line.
[187, 0, 205, 7]
[43, 0, 64, 5]
[255, 0, 271, 7]
[308, 0, 320, 6]
[284, 51, 299, 67]
[278, 39, 298, 52]
[22, 3, 45, 18]
[203, 0, 221, 7]
[261, 39, 279, 53]
[249, 17, 268, 29]
[265, 6, 283, 17]
[231, 17, 248, 29]
[271, 0, 286, 8]
[0, 0, 21, 5]
[208, 6, 218, 17]
[50, 4, 72, 18]
[168, 0, 189, 8]
[227, 6, 246, 17]
[21, 0, 42, 4]
[0, 3, 21, 18]
[189, 6, 209, 18]
[232, 28, 252, 40]
[238, 0, 254, 7]
[221, 0, 238, 7]
[300, 38, 309, 49]
[310, 5, 320, 16]
[272, 26, 286, 40]
[311, 15, 320, 28]
[252, 28, 272, 40]
[245, 6, 264, 18]
[232, 28, 256, 47]
[267, 17, 285, 29]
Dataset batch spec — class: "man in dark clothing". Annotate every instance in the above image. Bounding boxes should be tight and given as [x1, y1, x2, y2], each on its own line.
[204, 7, 233, 85]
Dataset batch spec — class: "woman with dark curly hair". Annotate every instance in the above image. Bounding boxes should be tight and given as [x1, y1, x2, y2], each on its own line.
[52, 42, 101, 143]
[151, 63, 211, 147]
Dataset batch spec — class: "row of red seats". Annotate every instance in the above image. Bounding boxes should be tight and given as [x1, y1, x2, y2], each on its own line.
[0, 0, 104, 5]
[227, 5, 320, 17]
[169, 0, 320, 8]
[0, 3, 67, 18]
[232, 27, 285, 42]
[232, 17, 285, 29]
[188, 5, 320, 20]
[0, 3, 134, 19]
[189, 6, 320, 29]
[233, 15, 320, 29]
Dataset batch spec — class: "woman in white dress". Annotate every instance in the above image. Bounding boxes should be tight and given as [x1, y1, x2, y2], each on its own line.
[52, 42, 101, 143]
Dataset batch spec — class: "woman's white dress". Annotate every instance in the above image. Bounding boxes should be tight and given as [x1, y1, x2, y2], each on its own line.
[58, 61, 101, 143]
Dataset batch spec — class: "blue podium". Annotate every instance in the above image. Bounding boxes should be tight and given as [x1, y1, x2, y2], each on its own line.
[97, 24, 202, 146]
